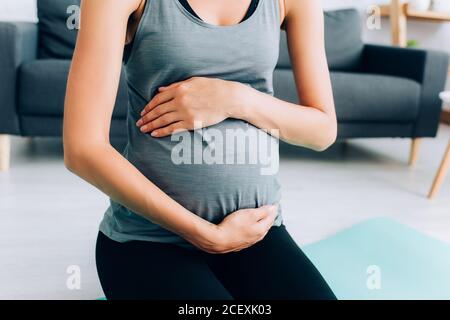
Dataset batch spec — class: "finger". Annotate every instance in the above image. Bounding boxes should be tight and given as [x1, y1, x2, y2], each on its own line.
[141, 90, 174, 116]
[158, 81, 184, 92]
[140, 112, 180, 133]
[264, 205, 278, 222]
[256, 205, 278, 229]
[252, 205, 277, 222]
[136, 102, 175, 127]
[249, 205, 271, 221]
[158, 77, 196, 92]
[151, 121, 188, 138]
[251, 224, 270, 243]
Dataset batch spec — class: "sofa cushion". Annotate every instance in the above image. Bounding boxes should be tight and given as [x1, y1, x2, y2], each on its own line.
[18, 59, 128, 118]
[331, 72, 421, 123]
[278, 9, 364, 71]
[273, 69, 421, 123]
[325, 9, 364, 71]
[37, 0, 80, 59]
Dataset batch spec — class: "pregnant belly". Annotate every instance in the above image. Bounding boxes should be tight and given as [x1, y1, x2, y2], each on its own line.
[126, 118, 281, 223]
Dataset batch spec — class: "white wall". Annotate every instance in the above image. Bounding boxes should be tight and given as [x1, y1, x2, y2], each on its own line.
[0, 0, 448, 52]
[0, 0, 37, 22]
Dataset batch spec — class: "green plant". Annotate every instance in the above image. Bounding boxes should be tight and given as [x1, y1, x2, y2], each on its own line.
[407, 39, 420, 48]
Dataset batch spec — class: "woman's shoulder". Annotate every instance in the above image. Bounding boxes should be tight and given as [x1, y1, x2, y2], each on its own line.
[282, 0, 324, 27]
[82, 0, 143, 17]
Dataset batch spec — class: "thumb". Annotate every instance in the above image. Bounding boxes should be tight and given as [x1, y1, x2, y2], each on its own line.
[266, 204, 277, 214]
[158, 81, 184, 92]
[255, 205, 277, 220]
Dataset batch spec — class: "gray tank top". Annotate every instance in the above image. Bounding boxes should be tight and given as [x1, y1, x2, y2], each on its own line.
[100, 0, 283, 245]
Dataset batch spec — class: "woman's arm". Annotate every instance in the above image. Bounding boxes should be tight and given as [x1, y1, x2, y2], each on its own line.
[234, 0, 337, 151]
[64, 0, 276, 253]
[137, 0, 336, 151]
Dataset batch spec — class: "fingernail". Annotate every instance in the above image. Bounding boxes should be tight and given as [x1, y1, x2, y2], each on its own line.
[140, 110, 145, 116]
[136, 119, 142, 126]
[140, 126, 146, 132]
[151, 130, 158, 137]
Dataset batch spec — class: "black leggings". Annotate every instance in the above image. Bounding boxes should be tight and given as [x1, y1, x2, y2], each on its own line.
[96, 225, 336, 300]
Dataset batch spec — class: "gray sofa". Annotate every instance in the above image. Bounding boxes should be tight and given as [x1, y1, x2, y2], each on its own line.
[0, 1, 448, 170]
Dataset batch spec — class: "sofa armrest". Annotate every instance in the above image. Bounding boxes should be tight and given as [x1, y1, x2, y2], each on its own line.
[362, 44, 449, 137]
[0, 22, 38, 135]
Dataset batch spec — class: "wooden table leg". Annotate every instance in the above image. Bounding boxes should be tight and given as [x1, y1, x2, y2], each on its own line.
[391, 0, 407, 47]
[442, 109, 450, 125]
[409, 138, 422, 166]
[428, 140, 450, 199]
[0, 134, 11, 171]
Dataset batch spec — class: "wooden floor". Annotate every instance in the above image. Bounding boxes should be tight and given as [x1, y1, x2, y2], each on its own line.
[1, 125, 449, 299]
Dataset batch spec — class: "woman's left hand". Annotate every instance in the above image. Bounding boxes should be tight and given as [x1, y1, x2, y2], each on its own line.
[136, 77, 246, 137]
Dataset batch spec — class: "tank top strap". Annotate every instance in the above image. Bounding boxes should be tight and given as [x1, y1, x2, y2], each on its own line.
[261, 0, 281, 29]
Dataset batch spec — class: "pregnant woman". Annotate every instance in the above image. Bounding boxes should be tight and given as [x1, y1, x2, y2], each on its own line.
[64, 0, 337, 300]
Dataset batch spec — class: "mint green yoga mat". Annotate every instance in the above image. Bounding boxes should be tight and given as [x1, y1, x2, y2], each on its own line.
[303, 218, 450, 300]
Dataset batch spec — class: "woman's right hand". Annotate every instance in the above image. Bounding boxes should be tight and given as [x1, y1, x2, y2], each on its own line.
[196, 205, 278, 254]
